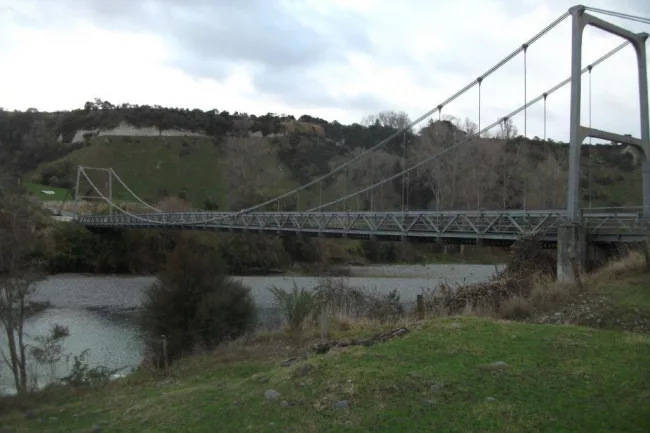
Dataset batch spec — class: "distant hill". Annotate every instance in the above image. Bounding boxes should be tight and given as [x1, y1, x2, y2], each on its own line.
[1, 99, 642, 212]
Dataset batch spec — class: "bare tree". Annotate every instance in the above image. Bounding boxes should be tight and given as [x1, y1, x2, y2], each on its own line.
[413, 120, 469, 209]
[497, 117, 518, 139]
[361, 110, 412, 131]
[0, 182, 47, 393]
[463, 117, 479, 136]
[332, 148, 401, 211]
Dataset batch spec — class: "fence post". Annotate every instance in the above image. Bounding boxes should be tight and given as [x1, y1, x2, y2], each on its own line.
[416, 294, 425, 320]
[319, 304, 328, 341]
[641, 230, 650, 271]
[161, 335, 169, 373]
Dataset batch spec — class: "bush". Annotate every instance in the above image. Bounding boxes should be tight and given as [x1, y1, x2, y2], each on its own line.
[140, 237, 257, 364]
[503, 232, 556, 278]
[499, 295, 534, 320]
[46, 223, 130, 273]
[366, 289, 403, 322]
[219, 233, 290, 274]
[312, 278, 404, 323]
[204, 198, 219, 210]
[423, 233, 556, 316]
[268, 283, 314, 338]
[60, 349, 121, 387]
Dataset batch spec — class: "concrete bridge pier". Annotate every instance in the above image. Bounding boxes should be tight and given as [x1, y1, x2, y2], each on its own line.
[557, 223, 586, 283]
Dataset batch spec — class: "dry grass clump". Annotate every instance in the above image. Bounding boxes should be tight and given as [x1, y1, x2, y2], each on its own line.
[529, 273, 577, 311]
[312, 278, 403, 324]
[266, 278, 404, 342]
[424, 233, 556, 317]
[423, 234, 649, 325]
[587, 251, 646, 284]
[498, 295, 534, 320]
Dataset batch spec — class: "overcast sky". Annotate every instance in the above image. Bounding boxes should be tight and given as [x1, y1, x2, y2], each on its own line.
[1, 0, 649, 142]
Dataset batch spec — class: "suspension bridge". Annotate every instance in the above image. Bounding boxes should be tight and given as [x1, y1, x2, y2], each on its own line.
[73, 5, 650, 282]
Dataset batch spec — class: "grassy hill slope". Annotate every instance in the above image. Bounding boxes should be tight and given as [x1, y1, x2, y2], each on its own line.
[24, 118, 646, 213]
[29, 136, 229, 208]
[4, 102, 645, 212]
[27, 134, 355, 211]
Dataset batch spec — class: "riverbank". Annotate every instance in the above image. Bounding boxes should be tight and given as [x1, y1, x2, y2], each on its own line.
[1, 254, 649, 432]
[44, 221, 509, 277]
[1, 316, 648, 432]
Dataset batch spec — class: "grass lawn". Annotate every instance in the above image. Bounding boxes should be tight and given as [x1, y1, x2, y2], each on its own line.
[23, 182, 71, 202]
[593, 274, 650, 311]
[1, 316, 649, 432]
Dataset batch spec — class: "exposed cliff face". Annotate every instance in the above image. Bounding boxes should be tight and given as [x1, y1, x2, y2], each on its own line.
[70, 122, 207, 143]
[68, 119, 328, 143]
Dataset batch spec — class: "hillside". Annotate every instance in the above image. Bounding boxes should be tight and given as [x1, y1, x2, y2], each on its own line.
[1, 100, 643, 212]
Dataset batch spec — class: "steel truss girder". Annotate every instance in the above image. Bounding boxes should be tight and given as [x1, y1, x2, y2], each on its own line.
[76, 210, 649, 243]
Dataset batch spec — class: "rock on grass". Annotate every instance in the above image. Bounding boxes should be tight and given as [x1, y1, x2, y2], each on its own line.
[334, 400, 349, 410]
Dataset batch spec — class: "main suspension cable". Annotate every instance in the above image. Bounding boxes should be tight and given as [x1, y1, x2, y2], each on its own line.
[309, 40, 634, 212]
[220, 10, 572, 216]
[83, 38, 633, 226]
[585, 7, 650, 25]
[108, 168, 162, 213]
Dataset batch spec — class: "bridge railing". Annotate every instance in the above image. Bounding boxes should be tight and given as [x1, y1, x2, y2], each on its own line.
[75, 209, 649, 242]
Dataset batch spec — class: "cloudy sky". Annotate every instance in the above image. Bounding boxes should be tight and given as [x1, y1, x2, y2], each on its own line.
[1, 0, 649, 142]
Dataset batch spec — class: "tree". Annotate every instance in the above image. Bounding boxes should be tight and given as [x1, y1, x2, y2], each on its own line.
[498, 117, 518, 139]
[361, 110, 412, 131]
[140, 236, 257, 363]
[0, 180, 47, 393]
[220, 137, 285, 209]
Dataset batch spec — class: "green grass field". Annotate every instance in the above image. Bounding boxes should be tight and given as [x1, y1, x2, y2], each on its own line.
[30, 136, 227, 208]
[2, 318, 649, 432]
[23, 182, 71, 202]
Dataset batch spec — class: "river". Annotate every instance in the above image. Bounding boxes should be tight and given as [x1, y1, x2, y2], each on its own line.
[0, 264, 500, 396]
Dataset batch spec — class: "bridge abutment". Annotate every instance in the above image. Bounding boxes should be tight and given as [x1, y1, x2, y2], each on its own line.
[557, 223, 586, 283]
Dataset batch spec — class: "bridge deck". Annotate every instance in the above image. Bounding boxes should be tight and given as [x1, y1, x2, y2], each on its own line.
[75, 210, 649, 244]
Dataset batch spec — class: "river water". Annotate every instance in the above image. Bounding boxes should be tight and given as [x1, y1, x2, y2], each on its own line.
[0, 264, 499, 395]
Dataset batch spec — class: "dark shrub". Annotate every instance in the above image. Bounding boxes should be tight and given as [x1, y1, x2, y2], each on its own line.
[219, 233, 290, 274]
[312, 278, 404, 323]
[423, 233, 556, 315]
[140, 237, 256, 364]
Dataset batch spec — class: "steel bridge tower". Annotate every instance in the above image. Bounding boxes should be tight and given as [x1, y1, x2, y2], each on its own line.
[560, 5, 650, 282]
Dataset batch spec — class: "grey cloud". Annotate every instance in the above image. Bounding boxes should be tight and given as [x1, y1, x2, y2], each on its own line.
[40, 0, 382, 110]
[253, 66, 384, 112]
[67, 0, 370, 71]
